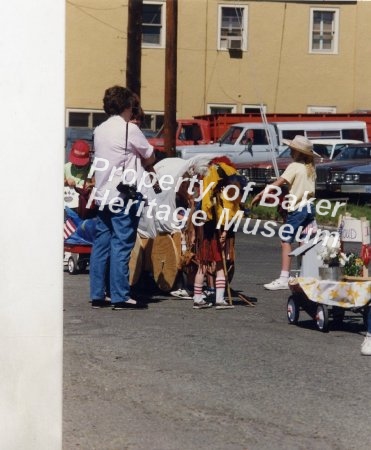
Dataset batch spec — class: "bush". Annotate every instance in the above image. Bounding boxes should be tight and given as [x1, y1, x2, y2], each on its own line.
[245, 197, 371, 227]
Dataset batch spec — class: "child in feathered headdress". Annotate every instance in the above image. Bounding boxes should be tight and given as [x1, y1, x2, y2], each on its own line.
[192, 156, 246, 310]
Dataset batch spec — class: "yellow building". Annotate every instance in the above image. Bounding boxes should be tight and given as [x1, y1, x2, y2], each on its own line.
[66, 0, 371, 132]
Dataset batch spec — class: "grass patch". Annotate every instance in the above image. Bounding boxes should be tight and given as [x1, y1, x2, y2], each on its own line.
[246, 197, 371, 227]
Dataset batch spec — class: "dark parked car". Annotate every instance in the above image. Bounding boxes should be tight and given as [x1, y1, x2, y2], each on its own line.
[315, 143, 371, 194]
[340, 163, 371, 196]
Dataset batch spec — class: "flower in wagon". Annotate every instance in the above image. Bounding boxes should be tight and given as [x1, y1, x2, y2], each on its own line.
[317, 235, 347, 268]
[343, 253, 364, 277]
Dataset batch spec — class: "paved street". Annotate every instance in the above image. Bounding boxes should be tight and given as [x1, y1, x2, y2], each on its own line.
[63, 228, 370, 450]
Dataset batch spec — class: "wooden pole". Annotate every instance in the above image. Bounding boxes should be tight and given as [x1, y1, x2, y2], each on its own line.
[126, 0, 142, 96]
[164, 0, 178, 157]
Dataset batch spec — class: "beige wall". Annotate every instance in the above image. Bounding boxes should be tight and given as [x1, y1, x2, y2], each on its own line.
[66, 0, 128, 109]
[66, 0, 371, 121]
[353, 1, 371, 109]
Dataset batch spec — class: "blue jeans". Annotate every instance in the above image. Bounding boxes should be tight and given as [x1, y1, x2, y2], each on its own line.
[90, 200, 140, 303]
[283, 204, 315, 243]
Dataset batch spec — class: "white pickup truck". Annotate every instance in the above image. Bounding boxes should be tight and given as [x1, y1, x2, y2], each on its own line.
[176, 122, 281, 164]
[176, 120, 368, 164]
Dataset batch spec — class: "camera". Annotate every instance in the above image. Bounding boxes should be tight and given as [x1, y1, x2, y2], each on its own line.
[116, 182, 138, 200]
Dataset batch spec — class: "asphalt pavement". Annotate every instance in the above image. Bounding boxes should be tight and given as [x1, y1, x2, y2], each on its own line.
[63, 228, 370, 450]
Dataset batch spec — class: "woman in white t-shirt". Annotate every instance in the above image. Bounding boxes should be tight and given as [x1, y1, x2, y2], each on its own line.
[252, 135, 316, 290]
[90, 86, 155, 309]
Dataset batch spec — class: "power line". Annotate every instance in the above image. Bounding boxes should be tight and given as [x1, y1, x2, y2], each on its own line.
[66, 1, 126, 11]
[66, 0, 126, 35]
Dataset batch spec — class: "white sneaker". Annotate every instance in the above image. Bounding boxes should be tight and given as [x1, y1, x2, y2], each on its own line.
[361, 336, 371, 355]
[170, 288, 192, 300]
[193, 299, 213, 309]
[264, 278, 289, 291]
[215, 300, 234, 310]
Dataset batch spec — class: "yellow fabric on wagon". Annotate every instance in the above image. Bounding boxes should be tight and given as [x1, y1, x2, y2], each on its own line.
[291, 277, 371, 308]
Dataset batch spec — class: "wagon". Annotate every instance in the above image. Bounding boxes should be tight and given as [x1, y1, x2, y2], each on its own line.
[287, 277, 370, 332]
[64, 243, 91, 274]
[63, 206, 94, 275]
[286, 213, 371, 332]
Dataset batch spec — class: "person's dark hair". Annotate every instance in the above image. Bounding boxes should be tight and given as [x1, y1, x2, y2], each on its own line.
[103, 85, 134, 115]
[131, 93, 145, 126]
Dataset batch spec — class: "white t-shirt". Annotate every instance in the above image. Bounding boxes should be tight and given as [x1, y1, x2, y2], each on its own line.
[92, 115, 153, 205]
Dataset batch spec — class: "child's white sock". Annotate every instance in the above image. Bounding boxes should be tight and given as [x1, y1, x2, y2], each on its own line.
[279, 270, 290, 281]
[215, 277, 226, 303]
[193, 283, 203, 302]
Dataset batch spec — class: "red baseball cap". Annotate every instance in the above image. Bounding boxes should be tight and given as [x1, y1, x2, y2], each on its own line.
[69, 140, 90, 166]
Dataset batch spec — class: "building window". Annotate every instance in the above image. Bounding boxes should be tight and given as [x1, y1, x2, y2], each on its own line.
[218, 4, 247, 51]
[142, 112, 164, 132]
[66, 109, 163, 138]
[142, 1, 165, 47]
[242, 104, 266, 114]
[307, 106, 337, 114]
[310, 8, 339, 54]
[66, 110, 108, 128]
[207, 104, 237, 115]
[68, 111, 89, 127]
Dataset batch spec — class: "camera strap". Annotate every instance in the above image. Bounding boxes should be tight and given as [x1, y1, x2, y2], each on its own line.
[121, 120, 129, 175]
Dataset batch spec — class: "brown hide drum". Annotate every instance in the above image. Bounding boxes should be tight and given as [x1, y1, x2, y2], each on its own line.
[129, 234, 145, 286]
[129, 232, 235, 290]
[171, 231, 183, 270]
[149, 233, 180, 292]
[129, 232, 182, 292]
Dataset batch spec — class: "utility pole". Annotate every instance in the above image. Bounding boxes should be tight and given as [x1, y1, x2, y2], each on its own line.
[164, 0, 178, 157]
[126, 0, 142, 96]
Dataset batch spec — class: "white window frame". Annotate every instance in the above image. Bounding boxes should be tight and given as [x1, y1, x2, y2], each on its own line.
[143, 111, 164, 131]
[309, 8, 339, 54]
[307, 106, 337, 114]
[218, 4, 248, 51]
[207, 104, 237, 114]
[66, 109, 107, 128]
[142, 1, 166, 48]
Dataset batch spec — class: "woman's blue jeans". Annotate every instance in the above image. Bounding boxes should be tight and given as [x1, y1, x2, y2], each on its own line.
[90, 201, 140, 304]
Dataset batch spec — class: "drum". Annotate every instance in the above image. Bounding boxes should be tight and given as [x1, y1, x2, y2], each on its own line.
[147, 233, 180, 292]
[129, 234, 145, 286]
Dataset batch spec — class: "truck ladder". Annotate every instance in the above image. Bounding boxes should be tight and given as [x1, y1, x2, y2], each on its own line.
[260, 104, 280, 179]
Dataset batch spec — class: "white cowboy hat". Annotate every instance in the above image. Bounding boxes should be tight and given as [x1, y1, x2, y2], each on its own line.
[282, 135, 314, 157]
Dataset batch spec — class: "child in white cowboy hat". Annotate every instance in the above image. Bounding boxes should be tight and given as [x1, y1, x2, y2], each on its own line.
[252, 135, 316, 290]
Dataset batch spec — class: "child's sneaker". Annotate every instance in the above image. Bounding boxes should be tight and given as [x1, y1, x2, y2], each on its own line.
[193, 299, 212, 309]
[264, 278, 289, 290]
[170, 288, 192, 299]
[361, 335, 371, 355]
[215, 300, 234, 310]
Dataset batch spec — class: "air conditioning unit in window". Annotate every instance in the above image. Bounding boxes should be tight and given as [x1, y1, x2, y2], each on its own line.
[226, 36, 242, 50]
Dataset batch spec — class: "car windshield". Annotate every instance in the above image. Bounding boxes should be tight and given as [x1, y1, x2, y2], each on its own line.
[312, 144, 331, 158]
[218, 126, 244, 145]
[333, 146, 371, 161]
[332, 144, 349, 159]
[278, 147, 291, 158]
